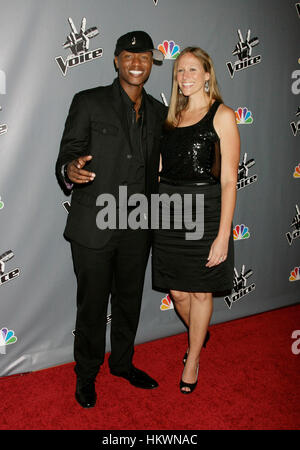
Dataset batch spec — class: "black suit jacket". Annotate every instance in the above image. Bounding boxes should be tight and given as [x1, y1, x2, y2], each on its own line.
[56, 78, 167, 249]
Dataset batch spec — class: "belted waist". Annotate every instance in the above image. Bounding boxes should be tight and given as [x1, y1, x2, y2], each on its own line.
[159, 176, 218, 186]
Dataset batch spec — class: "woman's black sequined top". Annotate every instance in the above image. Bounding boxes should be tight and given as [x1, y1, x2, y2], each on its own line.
[160, 101, 221, 184]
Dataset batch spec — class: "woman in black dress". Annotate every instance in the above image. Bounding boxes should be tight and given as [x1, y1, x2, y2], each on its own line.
[152, 47, 240, 393]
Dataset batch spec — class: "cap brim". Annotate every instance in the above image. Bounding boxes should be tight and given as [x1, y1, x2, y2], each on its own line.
[152, 49, 165, 62]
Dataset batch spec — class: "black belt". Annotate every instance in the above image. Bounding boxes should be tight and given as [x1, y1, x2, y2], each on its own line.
[160, 176, 218, 186]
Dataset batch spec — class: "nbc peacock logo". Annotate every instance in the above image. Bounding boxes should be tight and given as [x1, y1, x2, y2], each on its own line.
[157, 40, 180, 60]
[233, 224, 250, 240]
[235, 107, 253, 124]
[289, 267, 300, 282]
[293, 163, 300, 178]
[160, 293, 174, 311]
[0, 328, 17, 354]
[0, 328, 17, 345]
[0, 196, 4, 210]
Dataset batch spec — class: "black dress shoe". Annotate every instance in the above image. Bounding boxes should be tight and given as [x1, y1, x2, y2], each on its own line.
[75, 378, 96, 408]
[110, 365, 159, 389]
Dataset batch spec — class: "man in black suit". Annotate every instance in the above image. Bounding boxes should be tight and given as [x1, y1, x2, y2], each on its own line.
[56, 31, 167, 408]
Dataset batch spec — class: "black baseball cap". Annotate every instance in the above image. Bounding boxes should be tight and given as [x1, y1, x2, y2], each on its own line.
[114, 31, 164, 62]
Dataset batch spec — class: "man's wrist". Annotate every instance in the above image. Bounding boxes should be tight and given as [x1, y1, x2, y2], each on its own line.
[63, 164, 72, 183]
[62, 163, 73, 189]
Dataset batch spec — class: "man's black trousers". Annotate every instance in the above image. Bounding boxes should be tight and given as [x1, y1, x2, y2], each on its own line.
[71, 228, 151, 380]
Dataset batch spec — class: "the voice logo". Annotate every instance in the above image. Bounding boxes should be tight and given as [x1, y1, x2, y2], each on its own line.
[286, 204, 300, 246]
[237, 153, 258, 190]
[55, 17, 103, 76]
[224, 264, 256, 309]
[0, 250, 20, 287]
[290, 106, 300, 135]
[226, 29, 261, 79]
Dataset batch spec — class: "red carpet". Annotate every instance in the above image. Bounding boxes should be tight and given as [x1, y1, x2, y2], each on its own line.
[0, 304, 299, 430]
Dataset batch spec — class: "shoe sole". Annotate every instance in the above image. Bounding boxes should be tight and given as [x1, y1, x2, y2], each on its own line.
[75, 392, 96, 408]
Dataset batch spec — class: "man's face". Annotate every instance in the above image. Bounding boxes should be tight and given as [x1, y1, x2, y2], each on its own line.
[114, 51, 153, 88]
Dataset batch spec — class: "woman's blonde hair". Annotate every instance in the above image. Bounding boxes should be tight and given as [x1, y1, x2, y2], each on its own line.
[165, 47, 223, 128]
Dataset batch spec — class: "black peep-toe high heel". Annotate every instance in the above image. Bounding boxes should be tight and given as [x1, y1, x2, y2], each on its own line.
[179, 365, 199, 394]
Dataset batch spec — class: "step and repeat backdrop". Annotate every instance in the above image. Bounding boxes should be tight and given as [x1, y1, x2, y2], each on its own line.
[0, 0, 299, 376]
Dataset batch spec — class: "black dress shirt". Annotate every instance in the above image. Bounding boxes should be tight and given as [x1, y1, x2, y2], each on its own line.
[119, 81, 146, 196]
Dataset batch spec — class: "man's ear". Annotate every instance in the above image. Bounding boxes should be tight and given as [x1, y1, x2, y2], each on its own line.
[114, 56, 119, 70]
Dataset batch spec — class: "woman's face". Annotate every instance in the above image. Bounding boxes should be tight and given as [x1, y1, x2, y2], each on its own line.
[176, 52, 210, 98]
